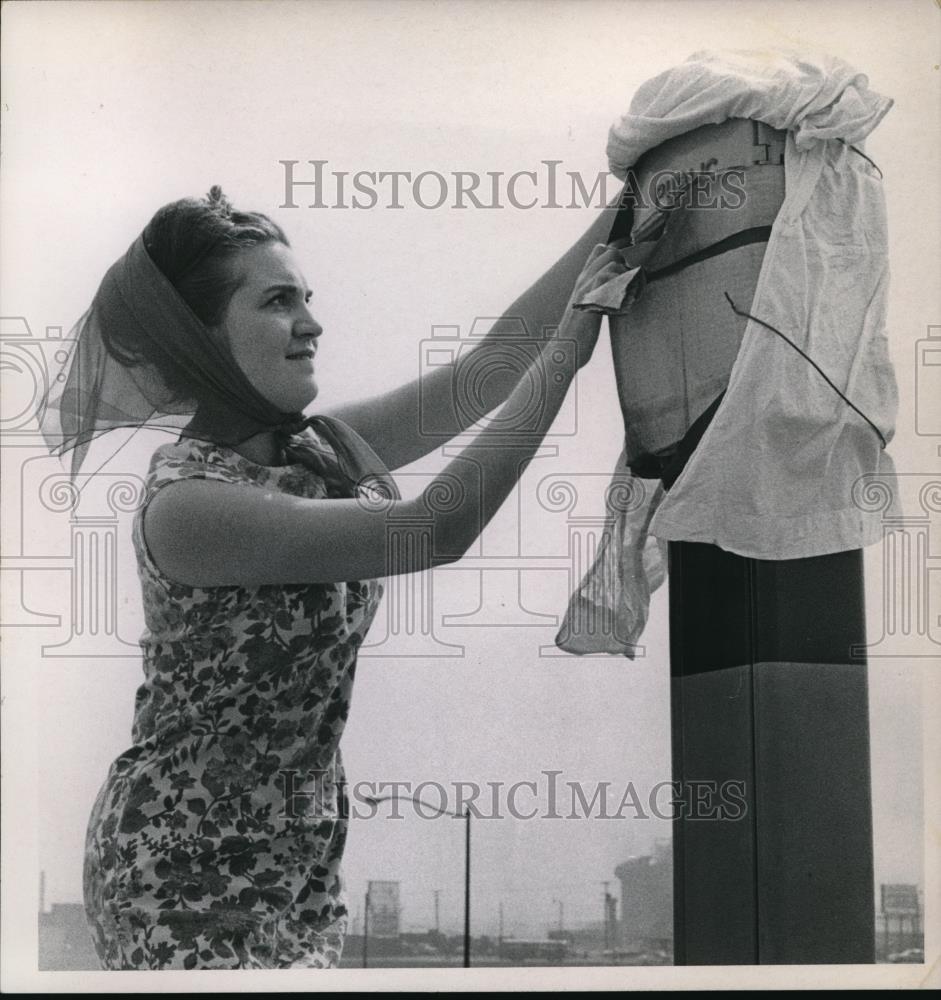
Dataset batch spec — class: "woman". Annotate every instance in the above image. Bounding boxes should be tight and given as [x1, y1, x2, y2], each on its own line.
[55, 186, 622, 970]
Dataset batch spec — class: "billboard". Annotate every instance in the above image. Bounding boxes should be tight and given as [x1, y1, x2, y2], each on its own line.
[881, 884, 920, 916]
[367, 881, 401, 938]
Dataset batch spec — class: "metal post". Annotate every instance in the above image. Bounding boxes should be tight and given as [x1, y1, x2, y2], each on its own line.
[463, 808, 471, 968]
[669, 542, 876, 964]
[605, 892, 617, 957]
[362, 886, 370, 968]
[881, 886, 889, 959]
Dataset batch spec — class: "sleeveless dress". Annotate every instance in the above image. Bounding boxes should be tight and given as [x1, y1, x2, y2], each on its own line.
[83, 425, 386, 969]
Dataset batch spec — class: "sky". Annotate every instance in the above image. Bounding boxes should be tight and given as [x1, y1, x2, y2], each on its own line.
[1, 0, 939, 989]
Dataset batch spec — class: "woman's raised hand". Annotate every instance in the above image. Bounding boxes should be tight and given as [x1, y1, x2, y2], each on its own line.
[557, 241, 632, 369]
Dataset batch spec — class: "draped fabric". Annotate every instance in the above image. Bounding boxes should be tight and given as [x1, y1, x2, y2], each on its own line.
[556, 49, 898, 656]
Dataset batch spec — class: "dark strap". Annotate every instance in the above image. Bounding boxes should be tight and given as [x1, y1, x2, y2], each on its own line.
[645, 226, 772, 284]
[626, 391, 726, 489]
[627, 450, 675, 480]
[660, 392, 726, 490]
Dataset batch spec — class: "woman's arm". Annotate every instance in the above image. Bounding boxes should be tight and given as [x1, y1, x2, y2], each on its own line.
[143, 245, 620, 588]
[323, 202, 620, 470]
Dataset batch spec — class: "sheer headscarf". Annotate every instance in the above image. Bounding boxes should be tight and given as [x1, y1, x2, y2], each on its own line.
[40, 233, 399, 501]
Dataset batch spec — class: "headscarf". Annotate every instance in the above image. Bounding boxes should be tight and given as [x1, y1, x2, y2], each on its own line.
[40, 234, 400, 501]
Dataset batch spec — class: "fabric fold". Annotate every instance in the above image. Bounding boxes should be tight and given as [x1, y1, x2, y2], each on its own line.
[606, 49, 893, 178]
[554, 451, 667, 658]
[574, 263, 647, 315]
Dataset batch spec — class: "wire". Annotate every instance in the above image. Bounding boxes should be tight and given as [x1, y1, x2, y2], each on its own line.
[723, 292, 887, 449]
[842, 141, 883, 180]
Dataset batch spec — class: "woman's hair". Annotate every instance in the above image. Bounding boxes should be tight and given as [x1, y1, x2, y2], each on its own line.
[102, 185, 288, 402]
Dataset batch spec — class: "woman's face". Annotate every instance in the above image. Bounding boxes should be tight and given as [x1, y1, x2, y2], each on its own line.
[217, 241, 323, 413]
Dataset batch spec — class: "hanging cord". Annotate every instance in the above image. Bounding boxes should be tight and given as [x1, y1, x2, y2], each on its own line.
[723, 292, 887, 449]
[840, 139, 883, 179]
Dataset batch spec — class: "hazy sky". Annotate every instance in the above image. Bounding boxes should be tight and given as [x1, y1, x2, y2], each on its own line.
[2, 0, 938, 978]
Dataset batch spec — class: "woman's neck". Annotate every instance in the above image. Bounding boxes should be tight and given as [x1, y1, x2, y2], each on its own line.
[185, 411, 286, 467]
[229, 430, 284, 466]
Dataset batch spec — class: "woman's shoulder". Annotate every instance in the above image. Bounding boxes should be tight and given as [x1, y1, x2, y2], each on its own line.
[145, 437, 250, 488]
[144, 436, 328, 498]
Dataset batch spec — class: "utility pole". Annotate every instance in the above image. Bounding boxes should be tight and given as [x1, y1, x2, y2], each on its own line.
[600, 881, 611, 953]
[433, 889, 441, 935]
[606, 889, 618, 953]
[498, 901, 504, 945]
[463, 807, 471, 969]
[552, 897, 564, 934]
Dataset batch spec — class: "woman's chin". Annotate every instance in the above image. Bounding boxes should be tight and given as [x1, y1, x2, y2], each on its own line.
[280, 382, 319, 413]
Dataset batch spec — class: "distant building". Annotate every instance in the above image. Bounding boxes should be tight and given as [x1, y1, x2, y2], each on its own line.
[366, 880, 401, 939]
[615, 839, 673, 953]
[356, 880, 403, 961]
[876, 884, 924, 962]
[38, 903, 99, 971]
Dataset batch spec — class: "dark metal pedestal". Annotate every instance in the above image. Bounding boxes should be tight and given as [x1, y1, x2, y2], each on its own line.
[669, 541, 876, 964]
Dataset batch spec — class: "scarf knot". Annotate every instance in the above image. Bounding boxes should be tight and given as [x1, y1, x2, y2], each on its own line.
[275, 413, 314, 439]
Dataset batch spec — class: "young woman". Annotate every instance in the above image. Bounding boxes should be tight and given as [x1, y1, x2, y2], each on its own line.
[56, 186, 622, 969]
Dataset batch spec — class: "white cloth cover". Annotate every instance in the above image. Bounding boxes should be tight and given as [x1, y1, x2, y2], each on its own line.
[556, 49, 898, 656]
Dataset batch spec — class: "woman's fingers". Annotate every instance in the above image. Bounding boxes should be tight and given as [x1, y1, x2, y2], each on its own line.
[584, 242, 626, 267]
[575, 245, 610, 287]
[580, 242, 626, 274]
[589, 260, 632, 284]
[583, 241, 611, 264]
[585, 243, 630, 272]
[575, 244, 631, 295]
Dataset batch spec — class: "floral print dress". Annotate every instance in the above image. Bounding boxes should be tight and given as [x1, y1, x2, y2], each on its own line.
[83, 426, 386, 969]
